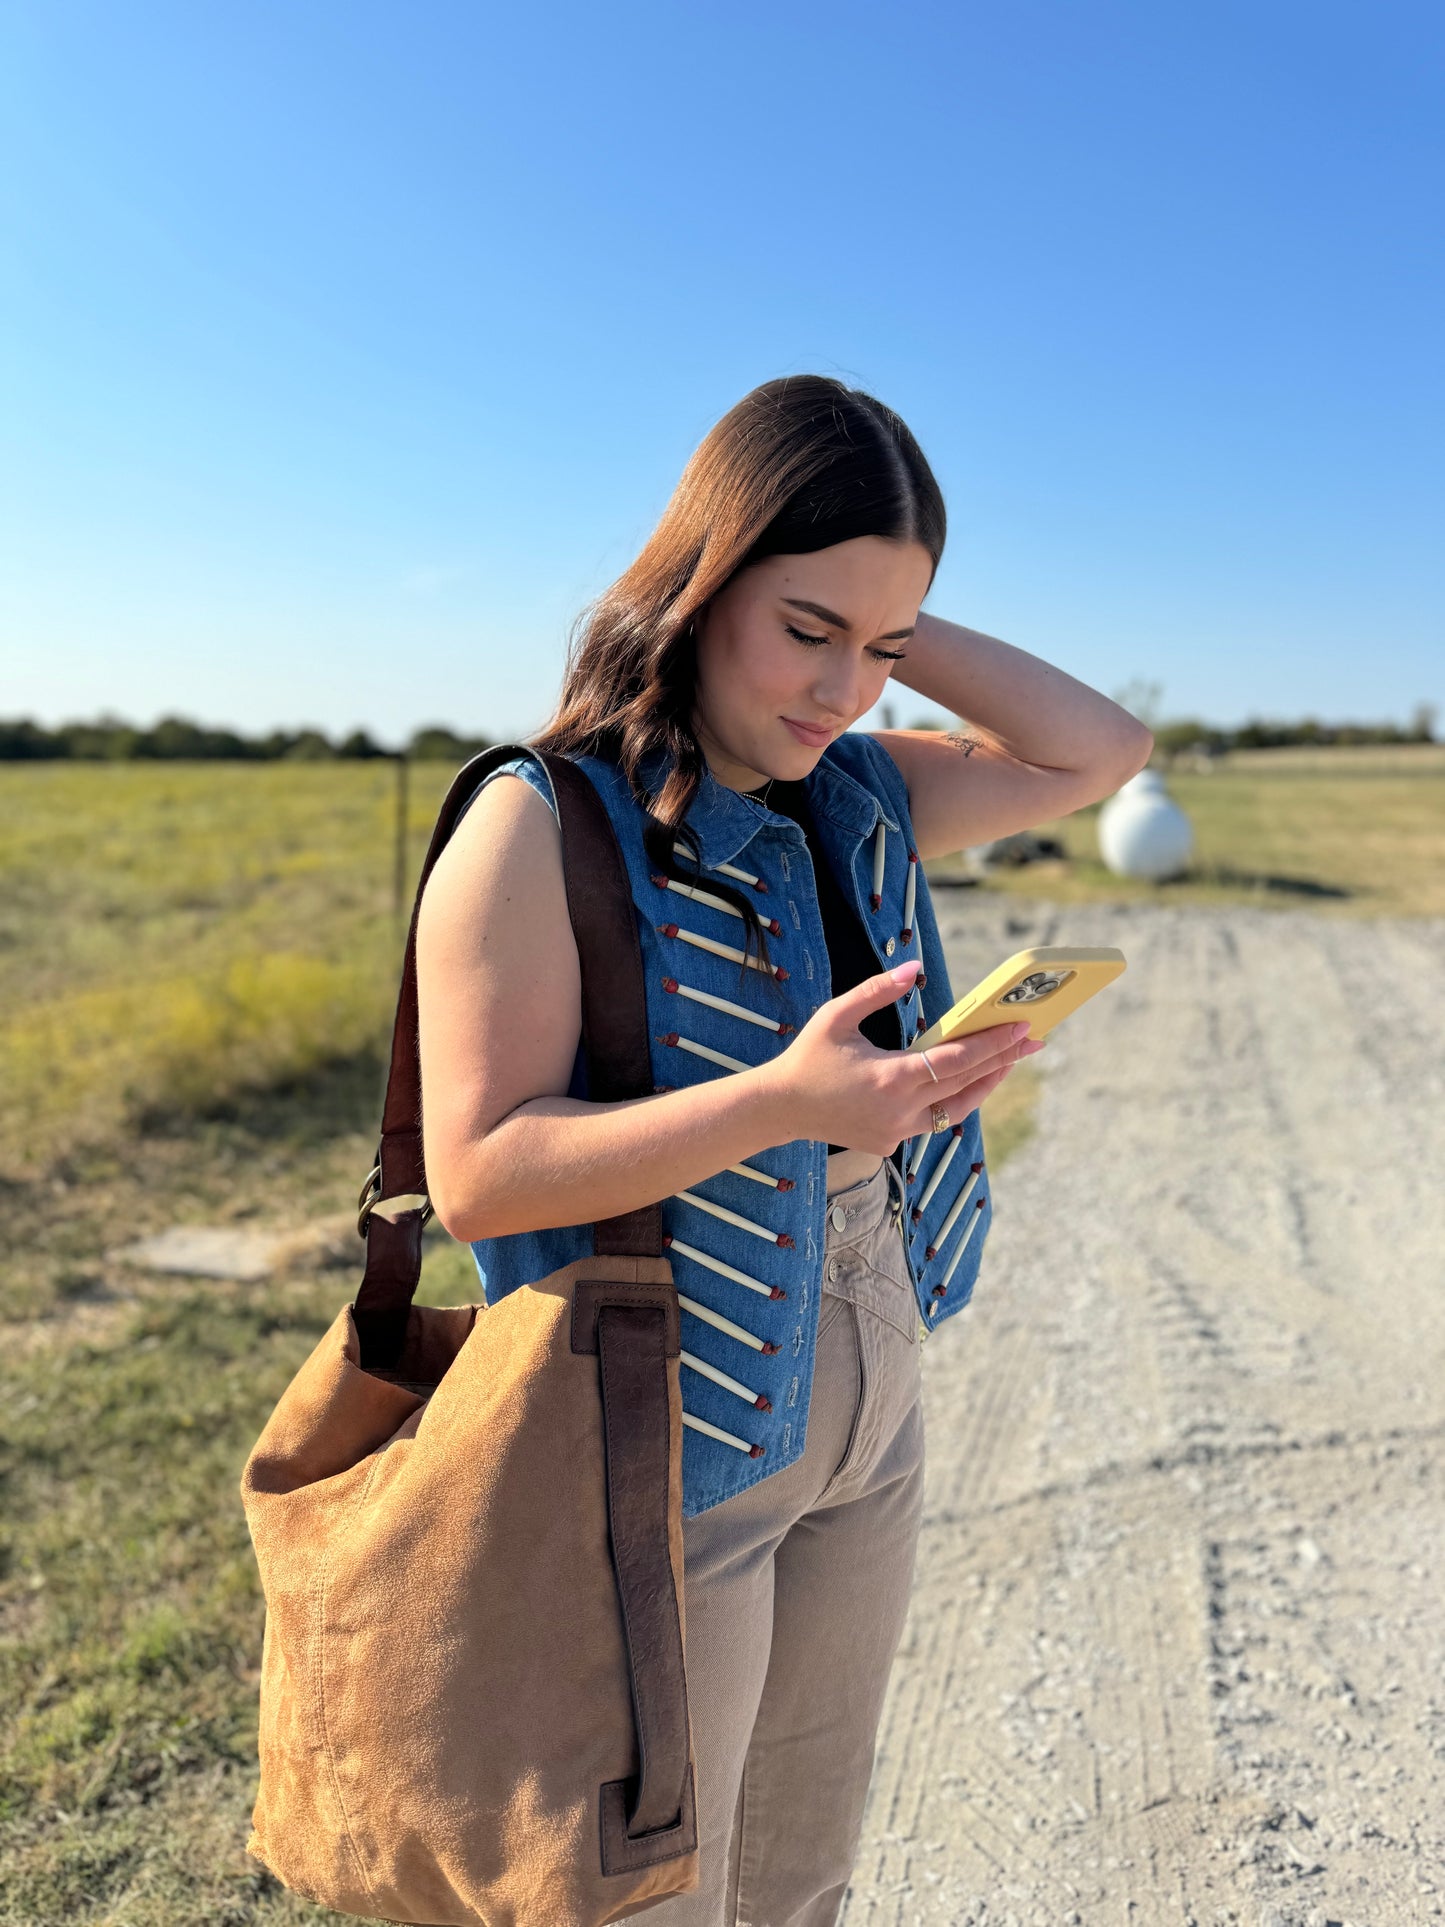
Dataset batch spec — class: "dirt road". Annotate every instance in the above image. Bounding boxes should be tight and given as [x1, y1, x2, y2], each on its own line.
[842, 898, 1445, 1927]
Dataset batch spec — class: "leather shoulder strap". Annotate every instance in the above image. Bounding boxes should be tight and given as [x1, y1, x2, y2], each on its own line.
[353, 745, 663, 1356]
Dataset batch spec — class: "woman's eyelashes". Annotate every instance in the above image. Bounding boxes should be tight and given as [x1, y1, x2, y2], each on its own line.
[783, 622, 907, 664]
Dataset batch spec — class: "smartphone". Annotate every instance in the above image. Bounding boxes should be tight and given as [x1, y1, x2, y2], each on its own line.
[909, 945, 1127, 1050]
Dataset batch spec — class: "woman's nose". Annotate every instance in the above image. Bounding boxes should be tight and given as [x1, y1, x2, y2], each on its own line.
[809, 676, 860, 719]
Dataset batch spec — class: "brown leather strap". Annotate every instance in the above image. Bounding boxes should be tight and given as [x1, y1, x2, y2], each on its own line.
[348, 744, 694, 1868]
[353, 744, 665, 1350]
[596, 1303, 692, 1843]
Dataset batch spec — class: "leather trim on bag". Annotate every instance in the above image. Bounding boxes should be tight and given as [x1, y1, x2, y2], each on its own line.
[596, 1304, 693, 1851]
[572, 1283, 681, 1357]
[599, 1760, 697, 1876]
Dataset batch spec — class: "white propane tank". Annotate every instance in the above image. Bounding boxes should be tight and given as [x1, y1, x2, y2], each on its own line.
[1097, 769, 1194, 881]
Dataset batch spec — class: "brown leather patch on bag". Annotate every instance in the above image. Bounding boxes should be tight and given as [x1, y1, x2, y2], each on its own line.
[572, 1280, 681, 1356]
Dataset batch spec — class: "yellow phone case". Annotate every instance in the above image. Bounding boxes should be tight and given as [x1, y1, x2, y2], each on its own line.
[910, 945, 1127, 1050]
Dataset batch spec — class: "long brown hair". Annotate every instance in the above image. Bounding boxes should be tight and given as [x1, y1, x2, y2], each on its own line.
[527, 375, 947, 993]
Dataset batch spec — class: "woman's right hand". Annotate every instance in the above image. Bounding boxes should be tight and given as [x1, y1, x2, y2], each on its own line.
[758, 957, 1044, 1154]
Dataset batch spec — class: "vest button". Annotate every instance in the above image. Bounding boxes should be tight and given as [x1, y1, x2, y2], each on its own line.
[830, 1204, 847, 1233]
[885, 936, 896, 956]
[826, 1257, 839, 1282]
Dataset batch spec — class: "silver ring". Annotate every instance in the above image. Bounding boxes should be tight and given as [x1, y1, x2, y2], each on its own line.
[929, 1101, 950, 1134]
[919, 1049, 940, 1085]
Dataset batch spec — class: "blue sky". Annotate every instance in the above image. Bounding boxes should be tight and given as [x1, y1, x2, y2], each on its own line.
[2, 0, 1441, 745]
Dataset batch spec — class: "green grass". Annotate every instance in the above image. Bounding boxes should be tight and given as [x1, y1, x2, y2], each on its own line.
[932, 745, 1445, 919]
[0, 761, 458, 1176]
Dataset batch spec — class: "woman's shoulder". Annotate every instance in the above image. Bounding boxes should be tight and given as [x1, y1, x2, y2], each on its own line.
[455, 749, 560, 828]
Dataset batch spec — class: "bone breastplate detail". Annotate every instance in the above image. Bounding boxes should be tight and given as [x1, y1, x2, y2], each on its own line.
[463, 735, 993, 1518]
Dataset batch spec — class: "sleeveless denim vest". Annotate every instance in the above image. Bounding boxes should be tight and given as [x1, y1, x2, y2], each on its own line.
[462, 733, 993, 1517]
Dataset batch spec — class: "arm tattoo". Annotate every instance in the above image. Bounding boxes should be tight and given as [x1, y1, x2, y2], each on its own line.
[943, 730, 983, 758]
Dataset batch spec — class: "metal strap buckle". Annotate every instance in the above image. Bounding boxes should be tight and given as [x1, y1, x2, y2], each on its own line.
[357, 1163, 434, 1238]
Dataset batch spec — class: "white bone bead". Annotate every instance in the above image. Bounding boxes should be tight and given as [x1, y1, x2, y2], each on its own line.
[711, 859, 764, 889]
[933, 1164, 984, 1252]
[727, 1160, 791, 1188]
[661, 1034, 751, 1073]
[657, 923, 784, 977]
[681, 1410, 757, 1454]
[681, 1349, 765, 1406]
[664, 978, 788, 1033]
[939, 1197, 987, 1287]
[674, 1190, 786, 1245]
[668, 1237, 777, 1297]
[917, 1134, 961, 1214]
[676, 1292, 768, 1350]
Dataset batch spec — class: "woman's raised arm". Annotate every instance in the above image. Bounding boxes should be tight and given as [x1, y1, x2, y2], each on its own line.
[868, 611, 1155, 858]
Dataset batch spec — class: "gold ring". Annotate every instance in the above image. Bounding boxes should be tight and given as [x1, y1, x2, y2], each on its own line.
[929, 1102, 950, 1134]
[919, 1049, 940, 1085]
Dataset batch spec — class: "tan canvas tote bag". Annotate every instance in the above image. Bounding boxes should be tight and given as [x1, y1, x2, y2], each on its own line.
[240, 745, 700, 1926]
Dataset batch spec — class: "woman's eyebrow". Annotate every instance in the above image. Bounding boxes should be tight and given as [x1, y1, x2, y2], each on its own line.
[781, 596, 915, 642]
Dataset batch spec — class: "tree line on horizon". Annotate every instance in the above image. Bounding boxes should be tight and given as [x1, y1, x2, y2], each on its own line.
[0, 716, 495, 762]
[0, 707, 1437, 763]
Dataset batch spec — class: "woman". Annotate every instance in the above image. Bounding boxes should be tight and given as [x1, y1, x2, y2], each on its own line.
[416, 375, 1151, 1925]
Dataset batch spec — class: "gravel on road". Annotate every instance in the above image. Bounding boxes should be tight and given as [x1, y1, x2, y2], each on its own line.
[842, 897, 1445, 1927]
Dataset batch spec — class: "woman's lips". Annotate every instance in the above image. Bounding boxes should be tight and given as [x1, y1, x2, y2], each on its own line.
[782, 717, 834, 747]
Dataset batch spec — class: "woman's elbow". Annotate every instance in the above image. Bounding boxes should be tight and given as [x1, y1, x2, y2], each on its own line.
[428, 1150, 495, 1245]
[434, 1195, 489, 1245]
[1122, 720, 1155, 776]
[1099, 720, 1155, 792]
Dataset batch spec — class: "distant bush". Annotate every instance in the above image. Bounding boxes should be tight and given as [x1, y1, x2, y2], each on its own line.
[408, 725, 496, 760]
[0, 714, 498, 762]
[1155, 709, 1436, 759]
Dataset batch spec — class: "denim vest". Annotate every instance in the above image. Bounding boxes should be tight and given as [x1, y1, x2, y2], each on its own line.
[462, 734, 993, 1517]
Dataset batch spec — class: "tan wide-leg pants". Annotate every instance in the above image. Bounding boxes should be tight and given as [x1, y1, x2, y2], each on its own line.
[646, 1155, 927, 1927]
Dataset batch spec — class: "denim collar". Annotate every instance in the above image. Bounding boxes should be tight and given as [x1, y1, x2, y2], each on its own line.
[632, 737, 900, 871]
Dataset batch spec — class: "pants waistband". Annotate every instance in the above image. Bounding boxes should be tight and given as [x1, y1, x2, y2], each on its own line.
[823, 1155, 907, 1250]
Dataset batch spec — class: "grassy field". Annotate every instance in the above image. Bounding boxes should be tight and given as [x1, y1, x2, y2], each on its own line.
[0, 746, 1437, 1923]
[935, 741, 1445, 917]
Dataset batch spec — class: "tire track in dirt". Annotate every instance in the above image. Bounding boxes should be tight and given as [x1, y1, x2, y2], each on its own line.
[843, 900, 1445, 1926]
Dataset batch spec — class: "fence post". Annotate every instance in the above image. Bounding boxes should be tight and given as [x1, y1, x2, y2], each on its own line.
[393, 751, 409, 939]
